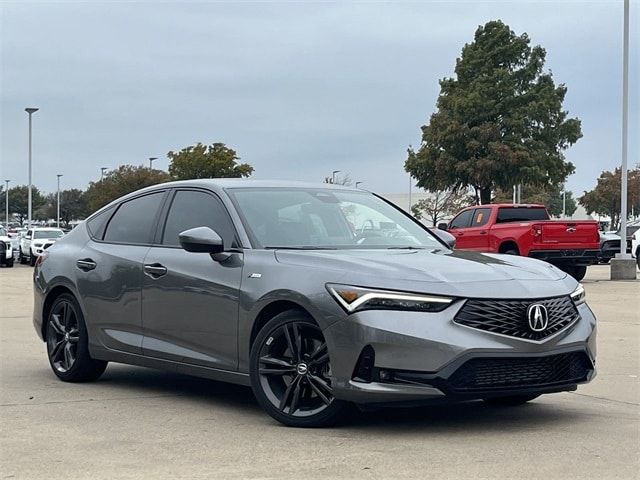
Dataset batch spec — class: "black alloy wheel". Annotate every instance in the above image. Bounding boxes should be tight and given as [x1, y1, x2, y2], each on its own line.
[250, 311, 349, 427]
[46, 294, 107, 382]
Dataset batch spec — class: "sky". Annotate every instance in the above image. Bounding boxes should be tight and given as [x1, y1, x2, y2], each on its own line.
[1, 1, 638, 197]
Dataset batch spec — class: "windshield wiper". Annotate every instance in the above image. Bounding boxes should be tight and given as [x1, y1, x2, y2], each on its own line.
[386, 246, 427, 250]
[264, 246, 337, 250]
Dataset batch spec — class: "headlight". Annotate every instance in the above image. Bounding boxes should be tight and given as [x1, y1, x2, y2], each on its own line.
[327, 284, 454, 313]
[570, 284, 586, 306]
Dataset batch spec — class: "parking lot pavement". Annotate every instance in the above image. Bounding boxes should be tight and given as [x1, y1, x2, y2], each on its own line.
[1, 264, 638, 479]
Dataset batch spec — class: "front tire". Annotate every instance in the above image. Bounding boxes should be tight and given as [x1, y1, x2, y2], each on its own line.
[250, 310, 350, 427]
[29, 252, 36, 266]
[46, 293, 108, 382]
[19, 248, 27, 264]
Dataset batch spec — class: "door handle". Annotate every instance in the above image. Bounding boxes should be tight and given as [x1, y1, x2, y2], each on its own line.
[144, 263, 167, 278]
[479, 230, 488, 235]
[76, 259, 97, 271]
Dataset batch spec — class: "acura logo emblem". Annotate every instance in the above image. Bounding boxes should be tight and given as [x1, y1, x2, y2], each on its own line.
[527, 304, 549, 332]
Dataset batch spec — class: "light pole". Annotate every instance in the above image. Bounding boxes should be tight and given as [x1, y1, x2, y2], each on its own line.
[4, 179, 9, 226]
[562, 189, 566, 218]
[101, 167, 107, 181]
[611, 0, 635, 279]
[149, 157, 157, 169]
[25, 107, 39, 229]
[331, 170, 340, 184]
[355, 181, 363, 189]
[408, 174, 413, 212]
[56, 174, 63, 228]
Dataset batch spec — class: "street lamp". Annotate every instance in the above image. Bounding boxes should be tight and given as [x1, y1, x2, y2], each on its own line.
[355, 181, 363, 189]
[56, 174, 63, 228]
[25, 107, 39, 229]
[101, 167, 107, 181]
[149, 157, 157, 169]
[332, 170, 341, 184]
[4, 179, 9, 226]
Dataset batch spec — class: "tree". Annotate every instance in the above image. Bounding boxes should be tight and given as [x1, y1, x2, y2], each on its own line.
[39, 189, 89, 227]
[405, 20, 582, 204]
[84, 165, 171, 213]
[579, 168, 640, 228]
[411, 190, 474, 226]
[0, 185, 46, 225]
[323, 173, 353, 186]
[493, 183, 577, 217]
[168, 143, 253, 180]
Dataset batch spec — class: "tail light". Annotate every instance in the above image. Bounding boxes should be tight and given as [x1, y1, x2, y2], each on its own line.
[531, 226, 542, 241]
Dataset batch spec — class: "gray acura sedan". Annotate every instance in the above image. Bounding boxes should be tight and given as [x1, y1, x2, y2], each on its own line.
[33, 180, 596, 427]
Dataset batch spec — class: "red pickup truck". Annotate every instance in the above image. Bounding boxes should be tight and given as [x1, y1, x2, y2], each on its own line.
[439, 204, 600, 280]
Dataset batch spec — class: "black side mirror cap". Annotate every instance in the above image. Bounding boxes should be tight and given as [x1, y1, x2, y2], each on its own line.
[437, 222, 448, 231]
[178, 227, 224, 254]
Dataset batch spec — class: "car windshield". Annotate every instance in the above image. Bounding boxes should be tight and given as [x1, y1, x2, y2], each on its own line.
[34, 230, 64, 239]
[228, 187, 444, 250]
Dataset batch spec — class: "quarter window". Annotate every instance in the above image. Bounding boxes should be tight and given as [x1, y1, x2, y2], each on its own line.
[161, 190, 236, 248]
[449, 210, 473, 229]
[103, 192, 165, 244]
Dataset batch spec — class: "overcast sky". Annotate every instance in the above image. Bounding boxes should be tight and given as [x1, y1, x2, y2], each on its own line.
[1, 1, 638, 197]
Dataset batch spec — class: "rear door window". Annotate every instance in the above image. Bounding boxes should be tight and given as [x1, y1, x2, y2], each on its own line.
[471, 208, 491, 227]
[104, 192, 165, 244]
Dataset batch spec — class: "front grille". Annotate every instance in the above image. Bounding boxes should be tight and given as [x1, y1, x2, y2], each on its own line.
[454, 296, 579, 341]
[447, 352, 593, 393]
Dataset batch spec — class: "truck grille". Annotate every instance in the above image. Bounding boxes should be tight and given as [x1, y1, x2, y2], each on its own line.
[454, 296, 579, 341]
[447, 352, 593, 393]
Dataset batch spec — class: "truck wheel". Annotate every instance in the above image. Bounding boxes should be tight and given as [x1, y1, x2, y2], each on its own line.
[30, 253, 36, 266]
[567, 266, 587, 281]
[19, 249, 27, 264]
[5, 258, 14, 268]
[504, 249, 519, 256]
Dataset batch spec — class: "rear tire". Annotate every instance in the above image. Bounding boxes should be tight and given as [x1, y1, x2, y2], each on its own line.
[504, 249, 519, 256]
[250, 310, 350, 427]
[29, 252, 36, 266]
[483, 394, 540, 406]
[5, 258, 13, 268]
[19, 248, 26, 264]
[46, 293, 108, 382]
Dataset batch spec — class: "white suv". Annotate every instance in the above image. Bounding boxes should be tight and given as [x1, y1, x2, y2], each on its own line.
[19, 227, 65, 266]
[0, 226, 14, 267]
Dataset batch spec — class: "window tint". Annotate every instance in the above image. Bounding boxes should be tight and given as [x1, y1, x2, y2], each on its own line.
[86, 207, 114, 240]
[449, 210, 473, 229]
[472, 208, 491, 227]
[104, 192, 165, 244]
[162, 190, 236, 247]
[496, 207, 549, 223]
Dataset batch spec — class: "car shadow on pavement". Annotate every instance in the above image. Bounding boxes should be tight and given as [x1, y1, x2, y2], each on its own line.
[98, 364, 586, 433]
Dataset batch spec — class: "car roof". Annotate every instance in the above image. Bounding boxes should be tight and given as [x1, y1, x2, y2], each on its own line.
[155, 179, 360, 190]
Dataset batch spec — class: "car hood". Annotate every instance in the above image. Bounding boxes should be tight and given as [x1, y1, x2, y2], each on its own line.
[274, 248, 568, 286]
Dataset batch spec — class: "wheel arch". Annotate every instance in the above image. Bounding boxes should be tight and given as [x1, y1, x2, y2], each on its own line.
[498, 240, 520, 254]
[41, 285, 77, 339]
[249, 300, 316, 351]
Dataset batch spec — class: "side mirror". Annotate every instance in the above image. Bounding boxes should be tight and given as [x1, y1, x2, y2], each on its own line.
[179, 227, 224, 254]
[432, 228, 456, 249]
[437, 222, 448, 231]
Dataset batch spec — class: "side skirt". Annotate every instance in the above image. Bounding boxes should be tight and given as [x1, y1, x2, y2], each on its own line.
[90, 345, 251, 387]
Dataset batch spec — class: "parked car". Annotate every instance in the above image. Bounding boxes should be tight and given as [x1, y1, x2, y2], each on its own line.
[32, 180, 596, 427]
[0, 226, 14, 267]
[598, 231, 621, 263]
[632, 228, 640, 268]
[438, 204, 600, 280]
[19, 227, 65, 266]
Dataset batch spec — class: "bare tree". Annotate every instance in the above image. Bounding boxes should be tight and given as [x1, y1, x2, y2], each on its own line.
[412, 190, 473, 226]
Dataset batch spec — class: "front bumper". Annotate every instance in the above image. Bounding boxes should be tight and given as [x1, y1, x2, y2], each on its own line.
[325, 301, 596, 404]
[528, 249, 600, 266]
